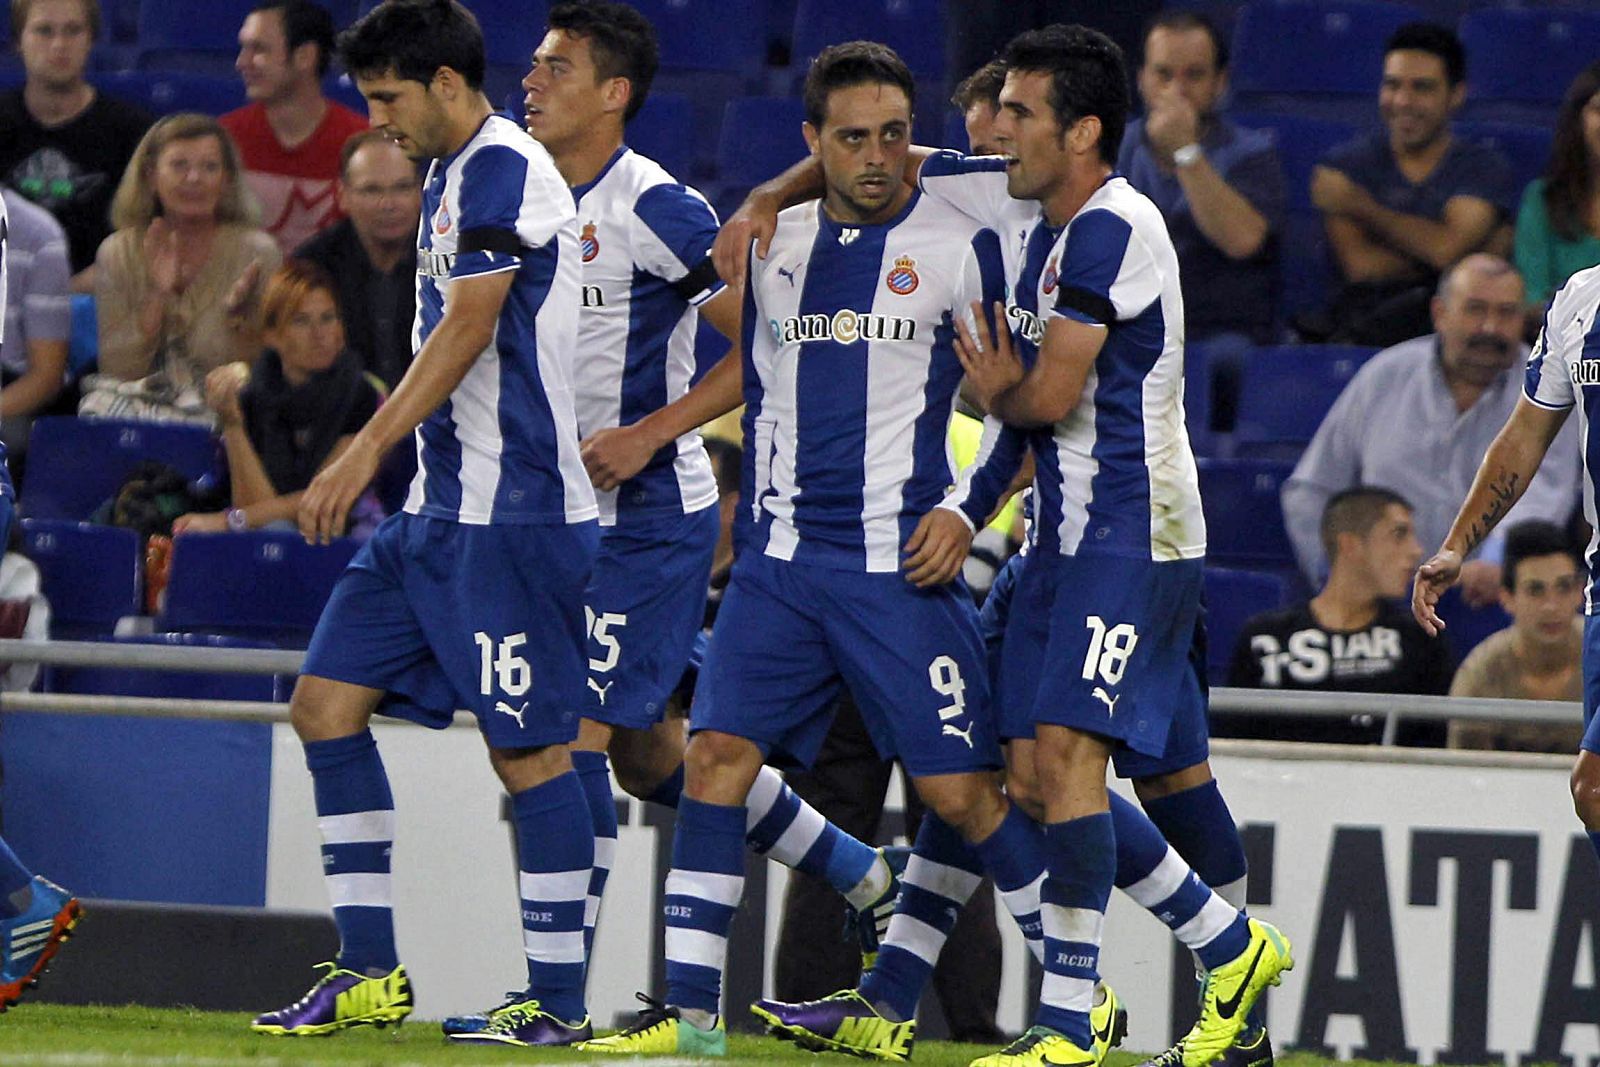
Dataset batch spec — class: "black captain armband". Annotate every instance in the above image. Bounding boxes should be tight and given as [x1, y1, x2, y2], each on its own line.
[1055, 286, 1115, 326]
[459, 227, 528, 256]
[671, 258, 721, 302]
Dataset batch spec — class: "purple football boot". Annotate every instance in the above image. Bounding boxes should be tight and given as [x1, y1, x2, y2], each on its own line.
[751, 988, 916, 1061]
[251, 963, 413, 1035]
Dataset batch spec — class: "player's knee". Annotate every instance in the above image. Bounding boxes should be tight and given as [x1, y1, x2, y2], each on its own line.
[683, 730, 761, 790]
[917, 777, 1006, 842]
[1004, 768, 1045, 823]
[1571, 763, 1600, 828]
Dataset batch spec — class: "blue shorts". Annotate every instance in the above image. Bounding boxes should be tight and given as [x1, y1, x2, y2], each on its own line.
[1580, 614, 1600, 754]
[583, 506, 718, 730]
[302, 512, 598, 749]
[999, 552, 1210, 778]
[691, 552, 1000, 777]
[980, 550, 1026, 686]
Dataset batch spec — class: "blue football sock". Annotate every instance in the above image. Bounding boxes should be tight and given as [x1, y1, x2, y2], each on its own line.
[304, 729, 397, 975]
[511, 772, 593, 1022]
[971, 804, 1046, 960]
[664, 797, 746, 1015]
[572, 750, 617, 959]
[1141, 780, 1248, 908]
[746, 767, 881, 906]
[0, 834, 34, 919]
[860, 813, 981, 1021]
[1037, 812, 1115, 1048]
[1113, 792, 1248, 971]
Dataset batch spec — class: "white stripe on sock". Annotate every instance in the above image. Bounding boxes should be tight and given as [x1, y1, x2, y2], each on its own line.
[594, 835, 617, 872]
[666, 926, 728, 970]
[584, 893, 603, 929]
[326, 872, 391, 908]
[1000, 873, 1045, 927]
[903, 856, 982, 903]
[1040, 972, 1096, 1013]
[1215, 875, 1248, 912]
[745, 768, 784, 829]
[1121, 847, 1189, 909]
[519, 869, 590, 902]
[317, 810, 395, 845]
[665, 869, 744, 908]
[523, 928, 586, 964]
[1174, 894, 1237, 951]
[1043, 903, 1104, 945]
[884, 913, 947, 966]
[765, 801, 826, 868]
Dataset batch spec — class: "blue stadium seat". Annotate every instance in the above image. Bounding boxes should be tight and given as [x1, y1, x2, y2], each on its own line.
[942, 109, 969, 153]
[68, 293, 98, 380]
[629, 91, 694, 182]
[1230, 0, 1422, 116]
[1278, 212, 1333, 320]
[717, 96, 807, 190]
[1232, 112, 1358, 214]
[1460, 9, 1600, 116]
[1196, 457, 1298, 568]
[19, 520, 142, 638]
[160, 531, 360, 646]
[1456, 120, 1554, 205]
[633, 0, 764, 79]
[93, 70, 247, 117]
[6, 634, 276, 906]
[1184, 341, 1216, 454]
[22, 417, 218, 521]
[1203, 567, 1287, 685]
[1433, 584, 1509, 666]
[1233, 345, 1379, 458]
[135, 0, 249, 71]
[322, 72, 369, 117]
[791, 0, 946, 82]
[355, 0, 546, 69]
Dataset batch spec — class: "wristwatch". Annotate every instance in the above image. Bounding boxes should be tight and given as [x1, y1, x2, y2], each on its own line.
[1173, 143, 1204, 169]
[225, 507, 249, 532]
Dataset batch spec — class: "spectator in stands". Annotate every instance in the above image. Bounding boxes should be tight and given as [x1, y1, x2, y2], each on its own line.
[1118, 10, 1285, 345]
[1224, 486, 1453, 745]
[87, 114, 280, 419]
[1448, 521, 1585, 753]
[1513, 61, 1600, 330]
[173, 259, 379, 535]
[949, 60, 1004, 155]
[1309, 23, 1515, 348]
[0, 188, 69, 457]
[0, 0, 151, 291]
[221, 0, 368, 256]
[1282, 255, 1579, 605]
[292, 130, 418, 391]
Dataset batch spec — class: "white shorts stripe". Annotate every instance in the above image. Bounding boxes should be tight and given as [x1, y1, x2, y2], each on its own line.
[665, 869, 744, 908]
[1121, 847, 1188, 909]
[884, 914, 947, 966]
[665, 926, 728, 971]
[317, 810, 396, 846]
[326, 872, 391, 908]
[520, 869, 591, 903]
[523, 928, 586, 964]
[904, 856, 982, 904]
[1043, 903, 1104, 946]
[1173, 895, 1235, 951]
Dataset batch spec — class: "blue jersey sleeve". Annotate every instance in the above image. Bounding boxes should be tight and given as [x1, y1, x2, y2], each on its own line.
[633, 182, 724, 306]
[452, 144, 573, 280]
[1051, 208, 1159, 326]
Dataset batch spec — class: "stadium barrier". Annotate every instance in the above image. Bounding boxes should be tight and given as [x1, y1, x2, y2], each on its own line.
[1, 639, 1597, 1063]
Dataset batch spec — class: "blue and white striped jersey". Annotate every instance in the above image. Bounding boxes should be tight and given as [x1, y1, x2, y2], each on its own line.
[405, 114, 597, 526]
[739, 191, 1005, 572]
[922, 153, 1205, 561]
[1522, 263, 1600, 613]
[571, 147, 720, 526]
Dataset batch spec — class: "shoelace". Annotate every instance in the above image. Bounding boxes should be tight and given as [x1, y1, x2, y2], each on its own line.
[274, 962, 348, 1016]
[486, 997, 545, 1029]
[618, 991, 676, 1033]
[997, 1027, 1051, 1056]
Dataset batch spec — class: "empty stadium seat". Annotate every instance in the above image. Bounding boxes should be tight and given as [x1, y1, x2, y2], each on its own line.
[1196, 457, 1298, 568]
[1233, 345, 1379, 457]
[629, 91, 694, 182]
[1203, 567, 1288, 684]
[1230, 0, 1422, 116]
[1460, 8, 1600, 117]
[135, 0, 249, 71]
[20, 520, 142, 638]
[633, 0, 765, 79]
[717, 96, 808, 190]
[160, 531, 359, 646]
[22, 417, 218, 521]
[791, 0, 946, 82]
[93, 69, 247, 117]
[1232, 111, 1358, 214]
[1456, 120, 1554, 204]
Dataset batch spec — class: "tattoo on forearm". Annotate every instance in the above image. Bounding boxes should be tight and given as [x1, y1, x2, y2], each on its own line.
[1464, 471, 1522, 553]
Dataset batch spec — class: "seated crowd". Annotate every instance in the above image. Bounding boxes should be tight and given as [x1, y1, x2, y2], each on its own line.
[1, 0, 1597, 752]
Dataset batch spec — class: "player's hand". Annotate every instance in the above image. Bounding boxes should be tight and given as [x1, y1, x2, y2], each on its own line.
[173, 511, 228, 536]
[953, 300, 1024, 411]
[299, 438, 380, 545]
[1412, 547, 1462, 636]
[712, 190, 779, 290]
[581, 424, 659, 492]
[1458, 559, 1503, 609]
[903, 508, 973, 588]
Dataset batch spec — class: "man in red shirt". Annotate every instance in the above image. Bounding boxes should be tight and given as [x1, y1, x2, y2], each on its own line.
[221, 0, 367, 255]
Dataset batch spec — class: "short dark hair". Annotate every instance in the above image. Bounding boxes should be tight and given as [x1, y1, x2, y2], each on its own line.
[951, 59, 1007, 112]
[1000, 24, 1129, 165]
[1503, 521, 1580, 590]
[253, 0, 337, 77]
[802, 40, 915, 130]
[337, 0, 485, 91]
[548, 1, 659, 123]
[1320, 486, 1412, 562]
[1142, 11, 1228, 71]
[1385, 22, 1465, 86]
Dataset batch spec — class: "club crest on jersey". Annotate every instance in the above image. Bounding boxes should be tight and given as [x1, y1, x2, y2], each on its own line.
[885, 254, 919, 295]
[433, 202, 452, 235]
[1042, 255, 1060, 295]
[580, 222, 600, 262]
